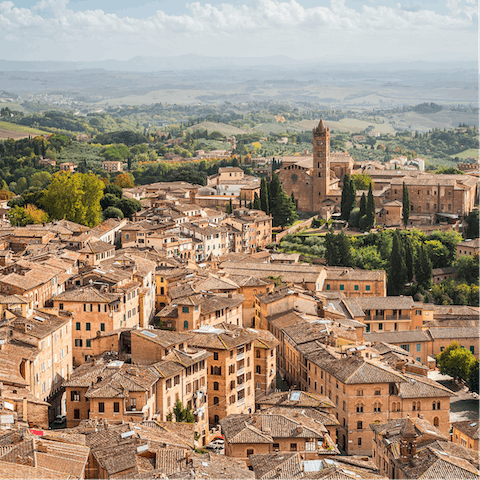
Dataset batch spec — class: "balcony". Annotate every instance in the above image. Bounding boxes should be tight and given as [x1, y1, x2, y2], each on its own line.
[236, 352, 245, 361]
[236, 367, 245, 376]
[237, 397, 245, 406]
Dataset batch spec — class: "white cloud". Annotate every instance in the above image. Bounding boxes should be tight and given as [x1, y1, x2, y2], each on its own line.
[0, 0, 477, 61]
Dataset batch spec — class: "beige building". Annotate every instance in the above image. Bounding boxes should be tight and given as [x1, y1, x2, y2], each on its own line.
[188, 325, 258, 425]
[457, 238, 479, 259]
[102, 160, 123, 172]
[452, 420, 479, 451]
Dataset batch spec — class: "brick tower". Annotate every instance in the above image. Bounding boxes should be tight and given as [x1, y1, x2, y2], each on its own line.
[312, 119, 330, 210]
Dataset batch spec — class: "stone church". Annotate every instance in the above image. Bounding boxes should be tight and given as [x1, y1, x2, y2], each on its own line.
[279, 119, 478, 226]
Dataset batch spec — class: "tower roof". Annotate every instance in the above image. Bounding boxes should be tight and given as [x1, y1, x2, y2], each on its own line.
[314, 119, 329, 134]
[400, 418, 417, 439]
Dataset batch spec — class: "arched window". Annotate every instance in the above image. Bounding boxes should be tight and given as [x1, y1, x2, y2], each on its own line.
[432, 402, 436, 410]
[213, 397, 219, 405]
[320, 385, 323, 394]
[356, 404, 364, 413]
[214, 415, 220, 423]
[213, 382, 219, 390]
[183, 320, 189, 329]
[417, 402, 421, 411]
[256, 350, 261, 358]
[373, 402, 381, 412]
[256, 366, 261, 374]
[433, 417, 439, 427]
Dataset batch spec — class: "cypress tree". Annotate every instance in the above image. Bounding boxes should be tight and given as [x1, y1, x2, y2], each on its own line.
[340, 174, 356, 221]
[290, 192, 296, 210]
[359, 193, 367, 218]
[226, 198, 233, 214]
[415, 244, 432, 289]
[365, 183, 376, 230]
[253, 192, 261, 210]
[403, 235, 414, 283]
[338, 231, 353, 267]
[388, 230, 407, 295]
[260, 177, 269, 214]
[402, 182, 410, 227]
[325, 229, 340, 266]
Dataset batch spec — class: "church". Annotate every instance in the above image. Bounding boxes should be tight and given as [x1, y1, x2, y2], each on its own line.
[278, 119, 478, 226]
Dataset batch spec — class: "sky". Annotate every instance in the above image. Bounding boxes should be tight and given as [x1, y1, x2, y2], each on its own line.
[0, 0, 477, 63]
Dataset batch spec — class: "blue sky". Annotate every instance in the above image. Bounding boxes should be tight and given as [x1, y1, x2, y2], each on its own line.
[0, 0, 477, 62]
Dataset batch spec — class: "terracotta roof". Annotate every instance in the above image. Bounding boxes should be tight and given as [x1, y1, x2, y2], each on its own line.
[452, 420, 479, 440]
[397, 374, 455, 398]
[55, 286, 121, 304]
[131, 329, 193, 348]
[188, 325, 258, 350]
[354, 296, 414, 310]
[249, 452, 302, 479]
[364, 330, 430, 344]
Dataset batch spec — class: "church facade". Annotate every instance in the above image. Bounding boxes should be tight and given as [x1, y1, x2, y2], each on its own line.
[279, 119, 478, 226]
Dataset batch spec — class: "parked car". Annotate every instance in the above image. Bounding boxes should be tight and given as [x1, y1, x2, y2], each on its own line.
[52, 415, 66, 425]
[206, 439, 224, 450]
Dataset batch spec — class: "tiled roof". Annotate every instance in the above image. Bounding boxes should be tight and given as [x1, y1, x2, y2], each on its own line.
[324, 267, 385, 282]
[132, 329, 193, 348]
[354, 296, 414, 310]
[256, 391, 335, 409]
[364, 330, 430, 344]
[188, 325, 258, 350]
[428, 327, 478, 339]
[249, 452, 303, 479]
[55, 286, 121, 303]
[397, 374, 454, 398]
[452, 420, 479, 440]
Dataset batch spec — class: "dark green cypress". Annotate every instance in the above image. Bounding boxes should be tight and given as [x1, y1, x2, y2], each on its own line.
[402, 182, 410, 227]
[388, 230, 407, 295]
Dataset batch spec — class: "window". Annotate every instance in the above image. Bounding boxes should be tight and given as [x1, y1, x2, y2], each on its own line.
[356, 404, 363, 413]
[174, 375, 180, 386]
[340, 284, 344, 291]
[357, 421, 363, 430]
[375, 389, 381, 396]
[100, 323, 105, 332]
[273, 443, 280, 451]
[86, 340, 91, 348]
[71, 391, 80, 402]
[354, 285, 359, 291]
[432, 402, 436, 410]
[366, 285, 371, 291]
[213, 382, 219, 390]
[358, 437, 362, 446]
[184, 320, 189, 329]
[246, 449, 254, 456]
[290, 443, 297, 451]
[434, 417, 439, 426]
[99, 402, 105, 413]
[401, 344, 410, 352]
[416, 343, 421, 352]
[256, 366, 261, 374]
[59, 303, 64, 310]
[326, 284, 331, 290]
[75, 339, 83, 347]
[86, 323, 91, 331]
[74, 409, 80, 419]
[357, 390, 363, 396]
[213, 397, 219, 405]
[182, 306, 189, 313]
[366, 323, 370, 333]
[470, 346, 475, 355]
[373, 402, 381, 412]
[214, 352, 219, 361]
[114, 402, 120, 413]
[378, 323, 383, 330]
[76, 322, 81, 331]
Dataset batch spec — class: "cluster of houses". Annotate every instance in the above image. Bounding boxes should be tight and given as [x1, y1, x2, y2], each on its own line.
[0, 176, 477, 479]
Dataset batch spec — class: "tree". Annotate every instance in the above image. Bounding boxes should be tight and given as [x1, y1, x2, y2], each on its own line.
[467, 358, 479, 394]
[359, 193, 367, 218]
[436, 341, 475, 381]
[456, 254, 479, 284]
[365, 183, 376, 230]
[260, 177, 269, 214]
[352, 173, 373, 190]
[42, 172, 104, 227]
[30, 171, 52, 189]
[8, 204, 48, 226]
[253, 192, 261, 210]
[100, 194, 120, 211]
[103, 206, 124, 219]
[341, 174, 356, 221]
[388, 230, 407, 295]
[415, 244, 433, 289]
[118, 198, 142, 219]
[465, 210, 479, 239]
[403, 235, 414, 283]
[104, 184, 123, 198]
[325, 229, 340, 266]
[226, 198, 233, 214]
[114, 173, 134, 188]
[172, 400, 194, 423]
[402, 182, 410, 227]
[337, 231, 353, 266]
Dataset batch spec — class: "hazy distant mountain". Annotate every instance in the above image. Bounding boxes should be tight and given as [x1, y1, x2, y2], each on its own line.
[0, 55, 474, 73]
[0, 55, 301, 72]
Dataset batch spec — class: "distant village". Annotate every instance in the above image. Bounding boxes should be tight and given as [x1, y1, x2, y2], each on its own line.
[0, 120, 478, 480]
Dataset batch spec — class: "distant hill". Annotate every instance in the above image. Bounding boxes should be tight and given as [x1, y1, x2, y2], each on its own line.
[0, 120, 48, 139]
[188, 122, 249, 136]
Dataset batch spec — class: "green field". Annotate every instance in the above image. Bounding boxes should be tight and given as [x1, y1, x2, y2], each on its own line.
[0, 120, 49, 136]
[188, 121, 248, 136]
[450, 148, 479, 159]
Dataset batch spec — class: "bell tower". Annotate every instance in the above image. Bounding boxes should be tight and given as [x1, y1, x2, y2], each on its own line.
[313, 119, 330, 209]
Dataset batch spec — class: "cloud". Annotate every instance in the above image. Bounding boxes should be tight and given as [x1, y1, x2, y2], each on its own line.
[0, 0, 477, 61]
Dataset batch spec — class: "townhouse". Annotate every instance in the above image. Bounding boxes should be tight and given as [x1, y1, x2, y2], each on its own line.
[187, 325, 258, 424]
[452, 420, 479, 451]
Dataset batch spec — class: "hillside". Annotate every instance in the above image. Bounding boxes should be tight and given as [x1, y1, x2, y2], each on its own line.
[0, 120, 49, 139]
[188, 121, 249, 136]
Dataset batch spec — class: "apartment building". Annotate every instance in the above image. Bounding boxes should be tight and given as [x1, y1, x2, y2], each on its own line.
[53, 286, 140, 366]
[251, 328, 279, 395]
[187, 325, 257, 424]
[323, 267, 387, 297]
[0, 305, 73, 422]
[451, 420, 479, 451]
